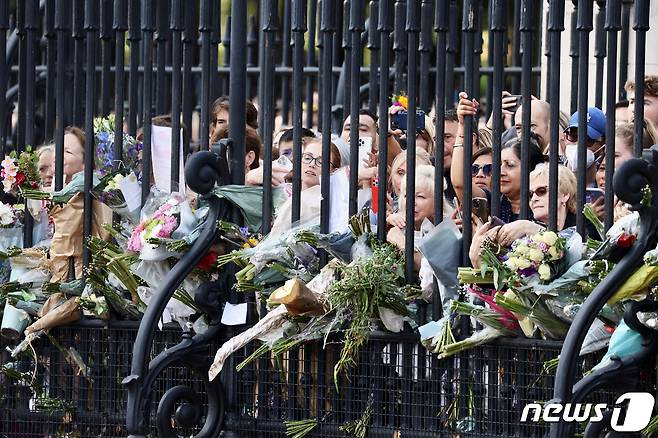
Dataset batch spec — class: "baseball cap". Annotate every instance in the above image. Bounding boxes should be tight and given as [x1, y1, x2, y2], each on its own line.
[566, 107, 606, 140]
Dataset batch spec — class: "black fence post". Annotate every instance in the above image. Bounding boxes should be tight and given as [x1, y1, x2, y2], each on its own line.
[392, 0, 406, 94]
[127, 0, 141, 136]
[305, 0, 318, 129]
[490, 0, 506, 219]
[569, 1, 578, 115]
[228, 0, 247, 184]
[113, 0, 128, 170]
[155, 0, 170, 115]
[170, 0, 183, 190]
[54, 0, 69, 192]
[593, 0, 606, 109]
[199, 0, 212, 151]
[280, 1, 291, 125]
[348, 0, 363, 217]
[320, 0, 336, 247]
[376, 0, 392, 242]
[140, 0, 154, 204]
[519, 0, 533, 220]
[72, 0, 85, 127]
[604, 0, 621, 233]
[290, 0, 306, 224]
[461, 0, 478, 263]
[44, 0, 57, 141]
[367, 0, 379, 115]
[260, 0, 278, 235]
[618, 0, 631, 101]
[632, 0, 649, 157]
[23, 0, 37, 248]
[547, 0, 564, 231]
[83, 0, 98, 267]
[100, 0, 113, 116]
[418, 0, 432, 113]
[181, 0, 197, 158]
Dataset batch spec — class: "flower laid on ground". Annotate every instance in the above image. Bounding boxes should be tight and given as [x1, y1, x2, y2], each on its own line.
[1, 147, 40, 193]
[94, 114, 142, 176]
[0, 201, 17, 227]
[503, 230, 565, 282]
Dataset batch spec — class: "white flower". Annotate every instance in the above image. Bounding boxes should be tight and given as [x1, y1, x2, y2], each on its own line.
[0, 202, 14, 226]
[527, 248, 544, 263]
[538, 263, 551, 280]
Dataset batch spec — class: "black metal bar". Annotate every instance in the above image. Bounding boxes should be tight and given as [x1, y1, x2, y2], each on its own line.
[575, 0, 593, 238]
[280, 0, 291, 125]
[83, 0, 98, 267]
[261, 0, 278, 235]
[72, 0, 85, 127]
[618, 0, 631, 101]
[100, 0, 113, 116]
[461, 0, 477, 263]
[221, 15, 231, 96]
[53, 0, 68, 192]
[418, 0, 431, 113]
[44, 0, 56, 141]
[392, 0, 405, 94]
[519, 0, 532, 220]
[140, 0, 154, 204]
[127, 0, 141, 136]
[113, 0, 128, 171]
[340, 0, 351, 126]
[246, 15, 258, 101]
[367, 1, 378, 115]
[170, 0, 182, 190]
[445, 0, 457, 108]
[320, 0, 335, 241]
[290, 0, 306, 224]
[433, 0, 448, 227]
[305, 0, 318, 129]
[155, 0, 169, 115]
[632, 0, 649, 158]
[569, 1, 578, 115]
[22, 0, 37, 247]
[199, 0, 211, 151]
[490, 0, 505, 219]
[593, 1, 605, 109]
[0, 0, 7, 156]
[404, 0, 419, 282]
[181, 0, 196, 159]
[510, 0, 521, 93]
[209, 0, 220, 102]
[547, 0, 564, 231]
[348, 0, 362, 217]
[604, 0, 621, 232]
[229, 0, 247, 184]
[376, 0, 392, 242]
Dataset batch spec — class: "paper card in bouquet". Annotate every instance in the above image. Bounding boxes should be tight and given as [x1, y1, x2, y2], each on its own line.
[118, 172, 142, 212]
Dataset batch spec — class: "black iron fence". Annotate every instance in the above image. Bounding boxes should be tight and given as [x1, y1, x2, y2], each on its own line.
[0, 0, 656, 437]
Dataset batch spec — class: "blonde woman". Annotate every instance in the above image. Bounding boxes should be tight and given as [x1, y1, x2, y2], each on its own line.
[387, 165, 453, 270]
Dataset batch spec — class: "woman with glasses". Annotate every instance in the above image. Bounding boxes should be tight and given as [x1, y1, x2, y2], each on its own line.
[269, 136, 349, 234]
[471, 147, 492, 191]
[451, 92, 545, 225]
[469, 164, 577, 268]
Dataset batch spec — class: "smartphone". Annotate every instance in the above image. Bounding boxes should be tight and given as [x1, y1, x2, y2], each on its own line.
[489, 216, 505, 227]
[508, 95, 523, 113]
[472, 197, 489, 223]
[358, 136, 373, 171]
[371, 177, 379, 214]
[391, 110, 425, 133]
[585, 187, 605, 203]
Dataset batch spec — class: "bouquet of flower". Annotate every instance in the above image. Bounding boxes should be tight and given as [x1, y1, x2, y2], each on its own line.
[502, 230, 566, 283]
[91, 170, 141, 223]
[1, 147, 40, 194]
[391, 92, 409, 110]
[0, 201, 21, 228]
[94, 115, 141, 176]
[127, 194, 185, 253]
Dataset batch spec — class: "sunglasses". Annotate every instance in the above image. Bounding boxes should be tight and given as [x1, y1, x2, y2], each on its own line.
[563, 128, 598, 144]
[471, 163, 493, 177]
[529, 186, 548, 198]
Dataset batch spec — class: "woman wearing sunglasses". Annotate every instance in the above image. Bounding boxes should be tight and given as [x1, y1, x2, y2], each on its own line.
[471, 147, 492, 190]
[469, 164, 577, 268]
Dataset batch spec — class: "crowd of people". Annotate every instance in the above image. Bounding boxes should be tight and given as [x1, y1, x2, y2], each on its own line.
[26, 75, 658, 274]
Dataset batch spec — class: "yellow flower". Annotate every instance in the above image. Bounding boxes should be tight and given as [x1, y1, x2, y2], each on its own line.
[548, 246, 558, 259]
[515, 257, 532, 270]
[398, 95, 408, 110]
[527, 248, 544, 263]
[540, 231, 558, 246]
[538, 263, 551, 280]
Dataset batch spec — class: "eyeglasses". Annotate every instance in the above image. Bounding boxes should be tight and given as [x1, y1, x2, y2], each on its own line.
[529, 186, 548, 198]
[301, 153, 323, 167]
[471, 163, 492, 177]
[563, 128, 598, 144]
